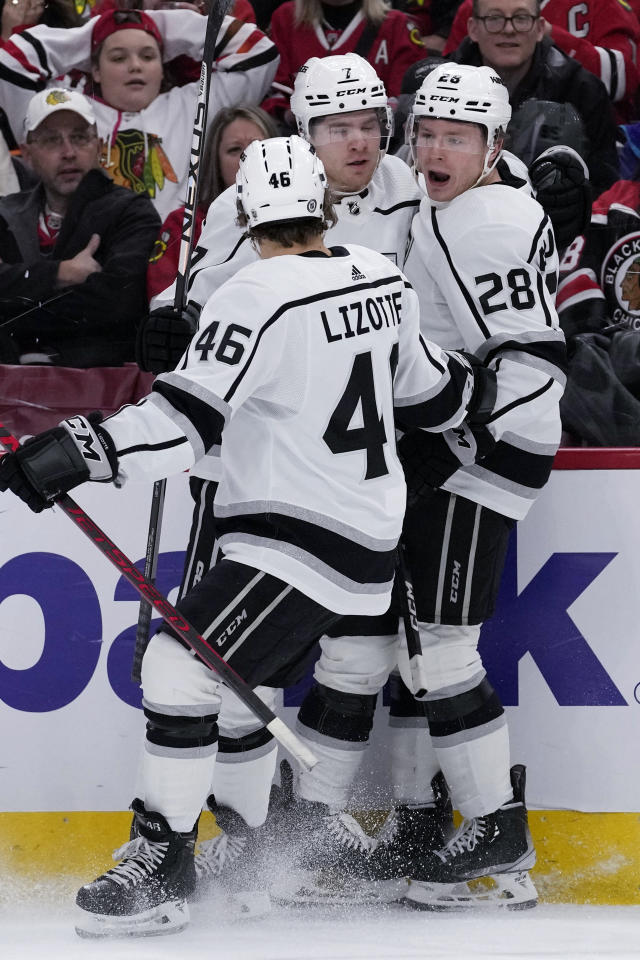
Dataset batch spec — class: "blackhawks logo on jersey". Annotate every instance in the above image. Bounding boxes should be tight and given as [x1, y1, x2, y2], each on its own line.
[100, 129, 177, 200]
[602, 232, 640, 329]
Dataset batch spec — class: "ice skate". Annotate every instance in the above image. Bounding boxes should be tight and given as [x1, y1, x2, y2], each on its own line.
[405, 765, 537, 911]
[276, 770, 453, 905]
[75, 798, 196, 938]
[269, 795, 383, 906]
[358, 770, 454, 901]
[195, 797, 251, 890]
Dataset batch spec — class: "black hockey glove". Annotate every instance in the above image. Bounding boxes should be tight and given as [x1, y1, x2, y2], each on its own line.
[0, 412, 118, 513]
[398, 422, 496, 507]
[529, 146, 592, 251]
[136, 304, 200, 374]
[459, 351, 497, 423]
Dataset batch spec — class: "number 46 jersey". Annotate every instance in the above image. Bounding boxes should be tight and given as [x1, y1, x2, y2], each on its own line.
[103, 244, 476, 616]
[404, 183, 567, 521]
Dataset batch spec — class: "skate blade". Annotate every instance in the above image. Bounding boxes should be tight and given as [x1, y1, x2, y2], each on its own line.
[271, 875, 409, 906]
[404, 871, 538, 911]
[75, 898, 189, 938]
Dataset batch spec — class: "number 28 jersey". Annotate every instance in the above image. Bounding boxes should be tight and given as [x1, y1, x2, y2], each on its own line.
[104, 245, 475, 615]
[404, 184, 567, 521]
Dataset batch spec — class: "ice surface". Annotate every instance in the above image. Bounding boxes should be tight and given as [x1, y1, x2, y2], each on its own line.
[1, 884, 639, 960]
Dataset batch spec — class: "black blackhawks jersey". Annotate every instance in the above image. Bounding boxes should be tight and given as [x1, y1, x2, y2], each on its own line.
[557, 179, 640, 333]
[404, 184, 566, 521]
[104, 245, 476, 615]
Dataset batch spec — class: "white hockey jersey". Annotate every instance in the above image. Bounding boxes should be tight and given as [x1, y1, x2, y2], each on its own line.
[403, 184, 566, 520]
[0, 11, 279, 221]
[103, 245, 476, 615]
[151, 153, 422, 312]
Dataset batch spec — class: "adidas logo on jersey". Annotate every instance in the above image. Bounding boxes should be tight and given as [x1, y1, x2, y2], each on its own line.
[351, 265, 366, 281]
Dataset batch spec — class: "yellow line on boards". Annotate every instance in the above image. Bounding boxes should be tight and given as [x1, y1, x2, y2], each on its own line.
[0, 810, 638, 904]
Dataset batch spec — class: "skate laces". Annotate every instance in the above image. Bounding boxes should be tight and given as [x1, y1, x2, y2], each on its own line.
[106, 835, 169, 887]
[435, 817, 488, 863]
[195, 832, 247, 881]
[375, 808, 400, 847]
[326, 813, 377, 855]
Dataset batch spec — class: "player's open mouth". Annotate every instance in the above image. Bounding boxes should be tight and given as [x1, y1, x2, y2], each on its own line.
[428, 171, 450, 184]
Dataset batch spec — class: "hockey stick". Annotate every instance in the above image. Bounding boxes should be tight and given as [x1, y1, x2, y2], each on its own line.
[133, 0, 234, 683]
[0, 290, 75, 329]
[0, 426, 318, 772]
[395, 541, 428, 699]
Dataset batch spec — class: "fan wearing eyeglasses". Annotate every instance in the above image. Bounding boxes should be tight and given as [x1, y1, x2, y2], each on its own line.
[402, 0, 620, 196]
[0, 88, 160, 366]
[444, 0, 640, 123]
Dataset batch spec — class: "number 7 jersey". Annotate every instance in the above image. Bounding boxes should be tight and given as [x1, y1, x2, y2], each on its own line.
[103, 244, 476, 616]
[404, 184, 567, 520]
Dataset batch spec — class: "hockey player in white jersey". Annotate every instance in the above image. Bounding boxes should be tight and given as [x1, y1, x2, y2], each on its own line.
[139, 52, 421, 351]
[134, 52, 579, 903]
[269, 62, 566, 912]
[136, 52, 427, 873]
[390, 63, 566, 910]
[0, 136, 493, 937]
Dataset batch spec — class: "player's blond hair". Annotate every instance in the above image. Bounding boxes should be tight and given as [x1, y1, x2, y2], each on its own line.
[295, 0, 389, 28]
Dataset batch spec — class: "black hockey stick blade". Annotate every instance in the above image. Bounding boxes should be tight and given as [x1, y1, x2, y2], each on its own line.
[0, 427, 318, 771]
[131, 477, 166, 684]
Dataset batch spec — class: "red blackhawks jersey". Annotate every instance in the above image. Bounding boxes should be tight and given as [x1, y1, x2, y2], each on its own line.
[261, 2, 425, 114]
[557, 179, 640, 332]
[445, 0, 640, 116]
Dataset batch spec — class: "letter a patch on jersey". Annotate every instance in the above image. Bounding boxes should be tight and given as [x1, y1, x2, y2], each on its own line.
[375, 39, 389, 64]
[352, 264, 366, 281]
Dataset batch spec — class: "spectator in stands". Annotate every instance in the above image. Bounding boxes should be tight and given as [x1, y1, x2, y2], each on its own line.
[89, 0, 257, 87]
[261, 0, 426, 125]
[1, 0, 81, 41]
[444, 0, 640, 122]
[551, 166, 640, 445]
[402, 0, 620, 194]
[393, 0, 462, 52]
[0, 8, 279, 219]
[147, 104, 278, 300]
[0, 88, 160, 366]
[0, 128, 20, 194]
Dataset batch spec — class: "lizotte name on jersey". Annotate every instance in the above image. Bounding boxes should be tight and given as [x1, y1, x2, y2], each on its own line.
[321, 291, 403, 343]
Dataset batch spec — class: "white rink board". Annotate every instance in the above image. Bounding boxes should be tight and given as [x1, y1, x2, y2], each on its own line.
[0, 468, 639, 813]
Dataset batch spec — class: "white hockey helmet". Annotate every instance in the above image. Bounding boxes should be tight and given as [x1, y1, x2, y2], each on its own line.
[236, 135, 329, 228]
[291, 54, 393, 155]
[408, 63, 511, 179]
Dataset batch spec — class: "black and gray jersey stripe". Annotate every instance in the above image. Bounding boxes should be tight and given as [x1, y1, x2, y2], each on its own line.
[215, 508, 397, 598]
